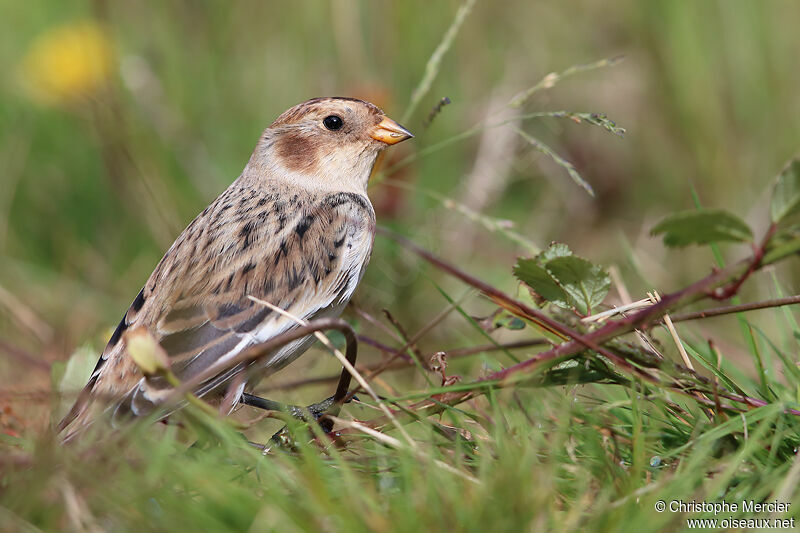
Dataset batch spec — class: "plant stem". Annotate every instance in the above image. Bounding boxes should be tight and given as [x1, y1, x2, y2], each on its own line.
[377, 223, 800, 417]
[670, 294, 800, 323]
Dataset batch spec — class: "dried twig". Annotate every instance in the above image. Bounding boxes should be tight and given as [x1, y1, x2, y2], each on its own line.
[650, 291, 693, 371]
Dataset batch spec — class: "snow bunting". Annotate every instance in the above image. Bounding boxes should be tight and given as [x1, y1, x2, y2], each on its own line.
[60, 97, 412, 437]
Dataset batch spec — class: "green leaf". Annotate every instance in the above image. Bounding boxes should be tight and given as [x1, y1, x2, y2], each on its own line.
[513, 259, 571, 308]
[515, 243, 610, 315]
[545, 256, 610, 315]
[538, 242, 573, 263]
[650, 209, 753, 247]
[770, 158, 800, 223]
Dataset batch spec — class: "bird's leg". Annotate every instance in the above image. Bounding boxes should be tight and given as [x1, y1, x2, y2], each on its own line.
[249, 329, 360, 447]
[240, 392, 359, 446]
[240, 392, 338, 422]
[240, 393, 329, 446]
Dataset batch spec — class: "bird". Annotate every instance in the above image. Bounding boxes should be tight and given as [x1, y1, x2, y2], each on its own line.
[59, 97, 413, 439]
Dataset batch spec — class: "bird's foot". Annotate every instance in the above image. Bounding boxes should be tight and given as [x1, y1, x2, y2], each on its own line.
[240, 393, 357, 448]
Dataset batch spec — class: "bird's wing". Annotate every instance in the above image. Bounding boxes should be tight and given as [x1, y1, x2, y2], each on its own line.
[153, 190, 375, 385]
[64, 187, 375, 428]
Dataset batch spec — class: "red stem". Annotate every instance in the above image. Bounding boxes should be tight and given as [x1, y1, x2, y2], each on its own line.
[378, 226, 795, 415]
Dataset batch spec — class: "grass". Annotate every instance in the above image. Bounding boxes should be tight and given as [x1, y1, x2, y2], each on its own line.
[4, 221, 800, 531]
[2, 1, 800, 531]
[4, 348, 800, 531]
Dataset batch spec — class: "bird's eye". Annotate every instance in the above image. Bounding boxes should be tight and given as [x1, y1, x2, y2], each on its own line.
[323, 115, 344, 131]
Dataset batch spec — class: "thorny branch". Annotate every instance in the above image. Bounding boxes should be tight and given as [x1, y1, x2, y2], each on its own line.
[670, 294, 800, 323]
[368, 224, 800, 426]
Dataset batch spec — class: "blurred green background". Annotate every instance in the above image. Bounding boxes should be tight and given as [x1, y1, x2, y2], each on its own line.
[2, 0, 800, 427]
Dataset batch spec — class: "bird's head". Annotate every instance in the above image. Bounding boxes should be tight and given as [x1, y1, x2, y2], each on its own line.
[245, 97, 412, 193]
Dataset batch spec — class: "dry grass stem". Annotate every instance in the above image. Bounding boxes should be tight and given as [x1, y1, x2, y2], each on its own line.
[650, 291, 694, 371]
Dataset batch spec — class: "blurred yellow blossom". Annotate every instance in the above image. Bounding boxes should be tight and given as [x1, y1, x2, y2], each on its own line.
[19, 20, 114, 106]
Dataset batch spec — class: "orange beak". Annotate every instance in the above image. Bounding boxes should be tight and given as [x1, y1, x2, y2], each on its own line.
[369, 116, 413, 145]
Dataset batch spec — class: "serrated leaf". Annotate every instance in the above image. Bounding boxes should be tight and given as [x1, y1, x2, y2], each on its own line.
[538, 242, 573, 263]
[545, 256, 610, 315]
[770, 158, 800, 223]
[513, 259, 571, 308]
[650, 209, 753, 247]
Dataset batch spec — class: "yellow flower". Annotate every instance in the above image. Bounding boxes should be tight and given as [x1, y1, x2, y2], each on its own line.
[20, 20, 114, 106]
